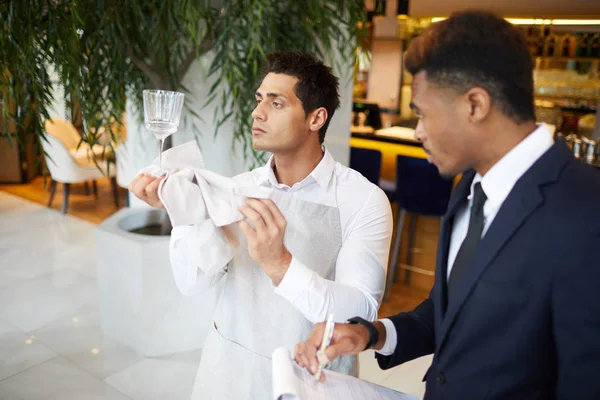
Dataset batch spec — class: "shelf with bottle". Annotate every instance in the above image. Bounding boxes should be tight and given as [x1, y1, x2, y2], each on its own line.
[524, 25, 600, 59]
[534, 56, 600, 63]
[535, 92, 600, 102]
[534, 98, 598, 140]
[556, 104, 597, 114]
[535, 93, 600, 101]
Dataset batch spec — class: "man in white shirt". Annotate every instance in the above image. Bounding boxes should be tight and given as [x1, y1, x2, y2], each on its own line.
[294, 11, 600, 400]
[129, 51, 393, 399]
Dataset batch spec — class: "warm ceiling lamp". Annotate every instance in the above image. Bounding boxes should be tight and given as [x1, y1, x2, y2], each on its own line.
[431, 17, 600, 26]
[397, 0, 409, 19]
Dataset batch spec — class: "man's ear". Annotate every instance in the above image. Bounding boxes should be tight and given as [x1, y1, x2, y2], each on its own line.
[464, 87, 491, 123]
[308, 107, 328, 132]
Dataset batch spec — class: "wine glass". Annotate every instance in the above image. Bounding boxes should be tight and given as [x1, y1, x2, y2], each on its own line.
[143, 89, 185, 168]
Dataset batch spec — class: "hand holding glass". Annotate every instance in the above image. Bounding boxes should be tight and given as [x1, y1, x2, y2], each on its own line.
[143, 89, 185, 168]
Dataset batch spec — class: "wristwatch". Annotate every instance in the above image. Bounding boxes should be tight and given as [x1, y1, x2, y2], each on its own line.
[347, 316, 379, 351]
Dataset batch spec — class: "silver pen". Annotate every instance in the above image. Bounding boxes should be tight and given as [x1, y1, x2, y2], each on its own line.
[314, 313, 334, 380]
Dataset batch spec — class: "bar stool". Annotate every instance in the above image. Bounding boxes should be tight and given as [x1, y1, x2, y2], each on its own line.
[384, 155, 454, 300]
[349, 147, 382, 185]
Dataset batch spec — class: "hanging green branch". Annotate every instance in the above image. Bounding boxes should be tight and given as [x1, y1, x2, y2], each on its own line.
[1, 0, 366, 170]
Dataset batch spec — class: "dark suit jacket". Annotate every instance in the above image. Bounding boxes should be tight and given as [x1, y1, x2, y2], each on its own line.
[376, 141, 600, 399]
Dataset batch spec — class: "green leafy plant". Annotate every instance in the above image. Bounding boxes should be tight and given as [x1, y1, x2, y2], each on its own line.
[1, 0, 366, 169]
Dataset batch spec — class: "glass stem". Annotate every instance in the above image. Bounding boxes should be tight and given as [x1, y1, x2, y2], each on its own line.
[159, 138, 165, 168]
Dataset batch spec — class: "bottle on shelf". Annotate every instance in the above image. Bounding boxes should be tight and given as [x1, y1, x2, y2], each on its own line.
[577, 34, 591, 57]
[560, 33, 578, 58]
[542, 25, 562, 57]
[589, 34, 600, 58]
[526, 24, 541, 57]
[537, 22, 548, 56]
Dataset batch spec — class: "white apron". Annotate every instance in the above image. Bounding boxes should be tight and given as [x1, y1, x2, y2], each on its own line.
[191, 171, 357, 399]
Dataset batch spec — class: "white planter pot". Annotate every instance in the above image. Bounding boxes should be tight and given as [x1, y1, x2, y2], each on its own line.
[96, 208, 222, 356]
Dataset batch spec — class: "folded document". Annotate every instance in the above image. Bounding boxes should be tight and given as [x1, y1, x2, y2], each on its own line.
[272, 347, 418, 400]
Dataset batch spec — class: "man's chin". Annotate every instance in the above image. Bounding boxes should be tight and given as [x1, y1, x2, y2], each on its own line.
[431, 163, 454, 179]
[438, 164, 467, 179]
[252, 141, 268, 152]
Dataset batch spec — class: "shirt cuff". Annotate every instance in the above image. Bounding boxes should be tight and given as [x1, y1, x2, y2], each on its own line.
[273, 256, 314, 303]
[375, 318, 397, 356]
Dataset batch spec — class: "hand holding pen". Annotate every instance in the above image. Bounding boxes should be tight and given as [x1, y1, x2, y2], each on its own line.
[294, 315, 375, 382]
[293, 313, 335, 382]
[314, 314, 335, 380]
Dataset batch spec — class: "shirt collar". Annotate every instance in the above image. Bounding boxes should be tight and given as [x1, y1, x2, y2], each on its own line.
[469, 123, 555, 210]
[255, 146, 336, 190]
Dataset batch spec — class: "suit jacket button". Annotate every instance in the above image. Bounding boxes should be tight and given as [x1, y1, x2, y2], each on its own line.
[437, 373, 446, 384]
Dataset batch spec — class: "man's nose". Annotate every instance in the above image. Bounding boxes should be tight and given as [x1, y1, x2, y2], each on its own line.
[251, 102, 266, 121]
[414, 119, 425, 142]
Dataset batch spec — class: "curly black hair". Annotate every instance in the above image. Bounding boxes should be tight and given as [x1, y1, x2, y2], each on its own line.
[405, 10, 536, 123]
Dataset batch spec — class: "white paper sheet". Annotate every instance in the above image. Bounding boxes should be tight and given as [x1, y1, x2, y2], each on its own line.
[272, 347, 418, 400]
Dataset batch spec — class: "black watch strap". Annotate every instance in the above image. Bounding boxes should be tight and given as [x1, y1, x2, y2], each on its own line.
[347, 316, 379, 351]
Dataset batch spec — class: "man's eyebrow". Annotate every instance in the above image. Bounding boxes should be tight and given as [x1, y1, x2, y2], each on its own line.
[409, 102, 419, 111]
[255, 91, 287, 99]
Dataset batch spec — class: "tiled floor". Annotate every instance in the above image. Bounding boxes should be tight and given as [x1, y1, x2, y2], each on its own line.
[0, 191, 431, 399]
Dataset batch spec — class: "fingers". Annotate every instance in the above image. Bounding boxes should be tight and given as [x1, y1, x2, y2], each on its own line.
[294, 322, 371, 383]
[238, 198, 286, 236]
[247, 199, 277, 230]
[129, 173, 165, 208]
[319, 370, 327, 383]
[238, 203, 267, 233]
[259, 199, 287, 229]
[130, 174, 152, 201]
[294, 342, 319, 375]
[145, 175, 165, 208]
[129, 174, 148, 199]
[237, 219, 256, 241]
[128, 174, 143, 193]
[294, 323, 326, 374]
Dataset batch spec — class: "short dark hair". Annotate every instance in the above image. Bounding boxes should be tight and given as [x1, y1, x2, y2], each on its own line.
[405, 10, 535, 123]
[261, 52, 340, 143]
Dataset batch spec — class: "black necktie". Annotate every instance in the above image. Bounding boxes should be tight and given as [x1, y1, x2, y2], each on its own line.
[447, 182, 487, 296]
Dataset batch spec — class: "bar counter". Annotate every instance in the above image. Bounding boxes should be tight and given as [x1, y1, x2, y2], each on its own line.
[351, 126, 600, 180]
[350, 126, 426, 182]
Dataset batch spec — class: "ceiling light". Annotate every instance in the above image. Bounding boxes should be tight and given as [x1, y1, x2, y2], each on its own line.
[431, 17, 600, 26]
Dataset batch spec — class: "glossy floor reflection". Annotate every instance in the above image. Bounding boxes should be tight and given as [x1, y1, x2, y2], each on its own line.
[0, 191, 430, 399]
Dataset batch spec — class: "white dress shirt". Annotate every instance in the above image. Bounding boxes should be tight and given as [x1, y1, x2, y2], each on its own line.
[170, 147, 393, 323]
[378, 124, 555, 355]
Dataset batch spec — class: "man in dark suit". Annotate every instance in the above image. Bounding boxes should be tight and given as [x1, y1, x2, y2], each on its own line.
[294, 10, 600, 399]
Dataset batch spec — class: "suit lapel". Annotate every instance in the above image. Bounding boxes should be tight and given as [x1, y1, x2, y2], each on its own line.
[436, 142, 573, 353]
[433, 170, 475, 346]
